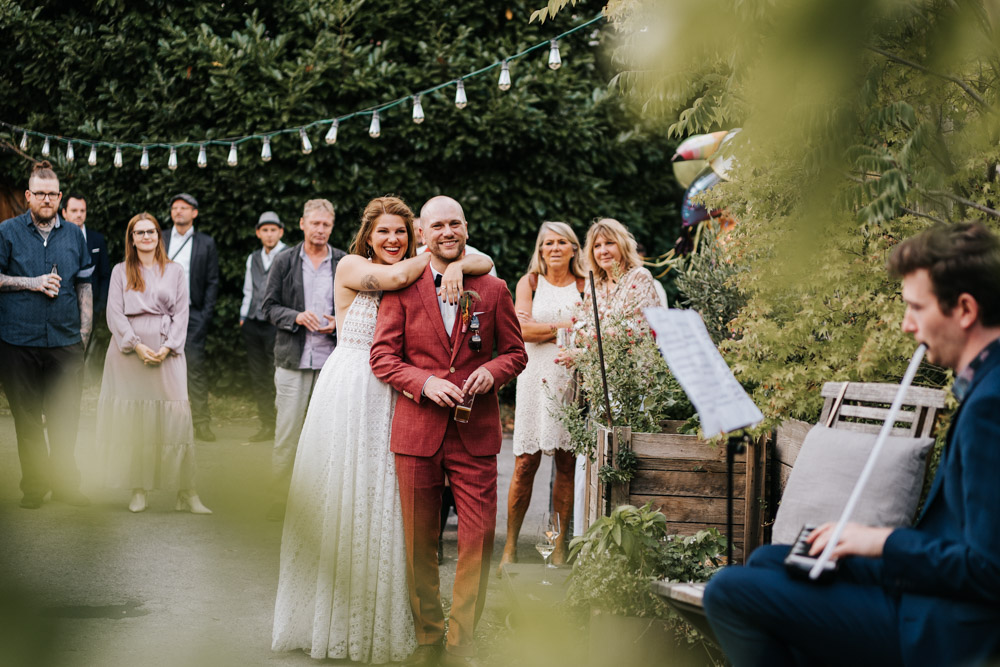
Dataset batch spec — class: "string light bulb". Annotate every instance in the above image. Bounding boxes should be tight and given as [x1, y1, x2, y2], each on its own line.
[168, 146, 178, 171]
[369, 110, 381, 138]
[498, 61, 511, 91]
[300, 128, 313, 154]
[88, 144, 97, 166]
[19, 132, 27, 151]
[140, 147, 150, 170]
[324, 120, 339, 145]
[261, 136, 272, 162]
[227, 142, 238, 167]
[114, 146, 123, 168]
[42, 137, 51, 157]
[412, 96, 425, 124]
[65, 141, 75, 163]
[197, 144, 208, 168]
[548, 39, 562, 70]
[455, 79, 467, 109]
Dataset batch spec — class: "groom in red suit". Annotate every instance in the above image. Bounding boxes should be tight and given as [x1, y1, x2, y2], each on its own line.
[371, 196, 527, 667]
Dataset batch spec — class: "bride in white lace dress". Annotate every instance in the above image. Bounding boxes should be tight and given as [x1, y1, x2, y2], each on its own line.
[272, 196, 493, 664]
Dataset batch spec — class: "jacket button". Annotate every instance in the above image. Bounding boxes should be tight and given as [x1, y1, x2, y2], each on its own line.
[450, 366, 456, 374]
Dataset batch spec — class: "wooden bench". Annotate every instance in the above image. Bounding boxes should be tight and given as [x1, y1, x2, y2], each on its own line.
[652, 381, 946, 621]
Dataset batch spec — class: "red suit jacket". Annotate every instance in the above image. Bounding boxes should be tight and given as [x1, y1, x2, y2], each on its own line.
[370, 267, 527, 456]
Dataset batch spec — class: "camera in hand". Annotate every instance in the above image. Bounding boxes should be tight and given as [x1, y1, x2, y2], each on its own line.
[783, 524, 839, 583]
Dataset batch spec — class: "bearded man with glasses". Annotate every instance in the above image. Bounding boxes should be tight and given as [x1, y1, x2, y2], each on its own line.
[0, 160, 94, 509]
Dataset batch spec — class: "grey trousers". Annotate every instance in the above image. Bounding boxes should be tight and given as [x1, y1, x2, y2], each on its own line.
[272, 366, 320, 503]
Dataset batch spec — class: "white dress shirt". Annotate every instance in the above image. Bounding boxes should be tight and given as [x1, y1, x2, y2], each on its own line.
[431, 266, 458, 337]
[169, 226, 195, 296]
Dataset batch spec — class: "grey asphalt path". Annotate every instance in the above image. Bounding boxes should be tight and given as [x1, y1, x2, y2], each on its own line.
[0, 408, 555, 666]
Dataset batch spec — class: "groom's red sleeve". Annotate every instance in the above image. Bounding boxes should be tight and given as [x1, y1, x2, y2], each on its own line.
[370, 290, 432, 404]
[481, 281, 528, 388]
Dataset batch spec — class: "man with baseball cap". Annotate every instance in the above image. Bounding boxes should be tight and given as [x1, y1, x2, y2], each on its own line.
[165, 193, 220, 442]
[240, 211, 287, 442]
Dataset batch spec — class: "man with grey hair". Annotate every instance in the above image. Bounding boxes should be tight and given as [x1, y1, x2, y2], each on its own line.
[262, 199, 347, 521]
[0, 161, 94, 509]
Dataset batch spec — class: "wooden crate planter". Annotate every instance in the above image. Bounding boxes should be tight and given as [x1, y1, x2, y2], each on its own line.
[582, 422, 766, 562]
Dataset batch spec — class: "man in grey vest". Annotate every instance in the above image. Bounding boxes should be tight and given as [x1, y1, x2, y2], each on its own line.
[240, 211, 287, 442]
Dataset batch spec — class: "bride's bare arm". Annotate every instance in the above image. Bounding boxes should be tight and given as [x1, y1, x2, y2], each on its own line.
[335, 253, 432, 293]
[439, 253, 494, 304]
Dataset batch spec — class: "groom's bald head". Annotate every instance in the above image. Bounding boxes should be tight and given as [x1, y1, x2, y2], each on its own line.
[420, 196, 468, 267]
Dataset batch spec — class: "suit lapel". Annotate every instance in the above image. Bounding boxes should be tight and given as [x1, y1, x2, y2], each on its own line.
[417, 265, 452, 352]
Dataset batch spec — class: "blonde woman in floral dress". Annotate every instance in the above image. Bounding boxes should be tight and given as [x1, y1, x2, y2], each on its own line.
[566, 218, 661, 536]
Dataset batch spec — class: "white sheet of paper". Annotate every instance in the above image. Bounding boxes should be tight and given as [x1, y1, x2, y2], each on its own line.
[643, 307, 763, 437]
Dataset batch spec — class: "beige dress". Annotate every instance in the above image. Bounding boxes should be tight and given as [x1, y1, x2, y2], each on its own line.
[97, 262, 196, 490]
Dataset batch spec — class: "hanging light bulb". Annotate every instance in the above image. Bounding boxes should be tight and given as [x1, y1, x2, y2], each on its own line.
[455, 79, 467, 109]
[369, 110, 381, 138]
[42, 136, 51, 157]
[548, 39, 562, 70]
[140, 147, 150, 170]
[227, 142, 238, 167]
[88, 144, 97, 166]
[498, 61, 512, 91]
[19, 132, 28, 151]
[197, 144, 208, 168]
[300, 128, 313, 154]
[412, 96, 425, 124]
[261, 136, 272, 162]
[114, 146, 123, 168]
[65, 141, 75, 163]
[324, 120, 339, 145]
[168, 146, 178, 171]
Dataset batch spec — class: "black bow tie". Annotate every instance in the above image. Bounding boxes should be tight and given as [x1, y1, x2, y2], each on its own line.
[434, 274, 442, 288]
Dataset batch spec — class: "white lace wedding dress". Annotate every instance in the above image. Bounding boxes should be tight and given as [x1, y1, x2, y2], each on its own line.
[272, 291, 416, 663]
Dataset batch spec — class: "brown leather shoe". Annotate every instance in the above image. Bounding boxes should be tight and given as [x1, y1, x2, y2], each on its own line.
[401, 644, 441, 667]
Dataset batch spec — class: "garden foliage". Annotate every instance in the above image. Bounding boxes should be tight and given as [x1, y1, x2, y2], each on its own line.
[0, 0, 681, 391]
[540, 0, 1000, 424]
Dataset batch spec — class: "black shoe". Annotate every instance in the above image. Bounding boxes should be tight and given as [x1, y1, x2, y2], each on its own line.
[19, 495, 44, 509]
[265, 502, 286, 522]
[248, 426, 275, 443]
[52, 490, 91, 506]
[194, 424, 217, 442]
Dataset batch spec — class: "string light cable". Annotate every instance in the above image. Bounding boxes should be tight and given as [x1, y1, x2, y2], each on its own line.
[3, 14, 604, 168]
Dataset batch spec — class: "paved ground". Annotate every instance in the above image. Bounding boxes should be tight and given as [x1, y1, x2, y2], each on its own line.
[0, 406, 558, 666]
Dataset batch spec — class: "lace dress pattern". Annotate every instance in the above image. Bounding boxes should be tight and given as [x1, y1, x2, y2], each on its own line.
[512, 276, 582, 456]
[272, 291, 416, 663]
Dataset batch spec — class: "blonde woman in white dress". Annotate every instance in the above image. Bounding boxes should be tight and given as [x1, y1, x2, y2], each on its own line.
[499, 221, 587, 572]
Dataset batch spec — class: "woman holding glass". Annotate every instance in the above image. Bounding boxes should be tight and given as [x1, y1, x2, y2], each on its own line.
[499, 221, 587, 573]
[96, 212, 210, 514]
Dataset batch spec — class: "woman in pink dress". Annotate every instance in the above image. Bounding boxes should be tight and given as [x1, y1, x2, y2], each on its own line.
[96, 212, 210, 514]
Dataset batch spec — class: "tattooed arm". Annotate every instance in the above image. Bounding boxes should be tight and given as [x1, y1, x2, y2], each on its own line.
[77, 281, 93, 348]
[0, 271, 61, 296]
[335, 252, 433, 294]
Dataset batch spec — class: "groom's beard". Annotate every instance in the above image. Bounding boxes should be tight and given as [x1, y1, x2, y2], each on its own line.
[428, 236, 466, 263]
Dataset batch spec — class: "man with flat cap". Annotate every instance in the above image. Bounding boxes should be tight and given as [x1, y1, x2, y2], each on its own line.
[165, 193, 220, 442]
[240, 211, 287, 442]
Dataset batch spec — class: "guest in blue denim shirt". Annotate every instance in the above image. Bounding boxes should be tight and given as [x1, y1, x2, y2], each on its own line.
[0, 160, 94, 509]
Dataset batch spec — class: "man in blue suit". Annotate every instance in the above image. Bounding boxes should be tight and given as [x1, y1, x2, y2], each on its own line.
[62, 193, 111, 379]
[704, 222, 1000, 667]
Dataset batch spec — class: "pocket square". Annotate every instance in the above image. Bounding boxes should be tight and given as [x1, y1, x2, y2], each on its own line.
[473, 311, 486, 316]
[91, 248, 100, 253]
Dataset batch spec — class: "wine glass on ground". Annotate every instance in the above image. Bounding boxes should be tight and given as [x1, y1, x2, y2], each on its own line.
[543, 513, 561, 568]
[535, 541, 555, 585]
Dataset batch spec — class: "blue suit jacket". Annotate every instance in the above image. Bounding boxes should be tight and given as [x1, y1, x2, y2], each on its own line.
[84, 226, 111, 315]
[878, 345, 1000, 666]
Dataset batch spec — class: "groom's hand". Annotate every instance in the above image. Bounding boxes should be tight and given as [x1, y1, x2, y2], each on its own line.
[463, 367, 495, 395]
[423, 377, 465, 407]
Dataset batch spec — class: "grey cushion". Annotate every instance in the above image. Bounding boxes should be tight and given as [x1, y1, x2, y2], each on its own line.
[771, 424, 935, 544]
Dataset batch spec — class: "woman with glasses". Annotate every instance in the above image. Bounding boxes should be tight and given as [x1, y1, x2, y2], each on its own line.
[96, 212, 210, 514]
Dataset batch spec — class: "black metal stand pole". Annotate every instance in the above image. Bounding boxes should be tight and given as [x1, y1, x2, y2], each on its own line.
[588, 271, 613, 429]
[726, 434, 747, 566]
